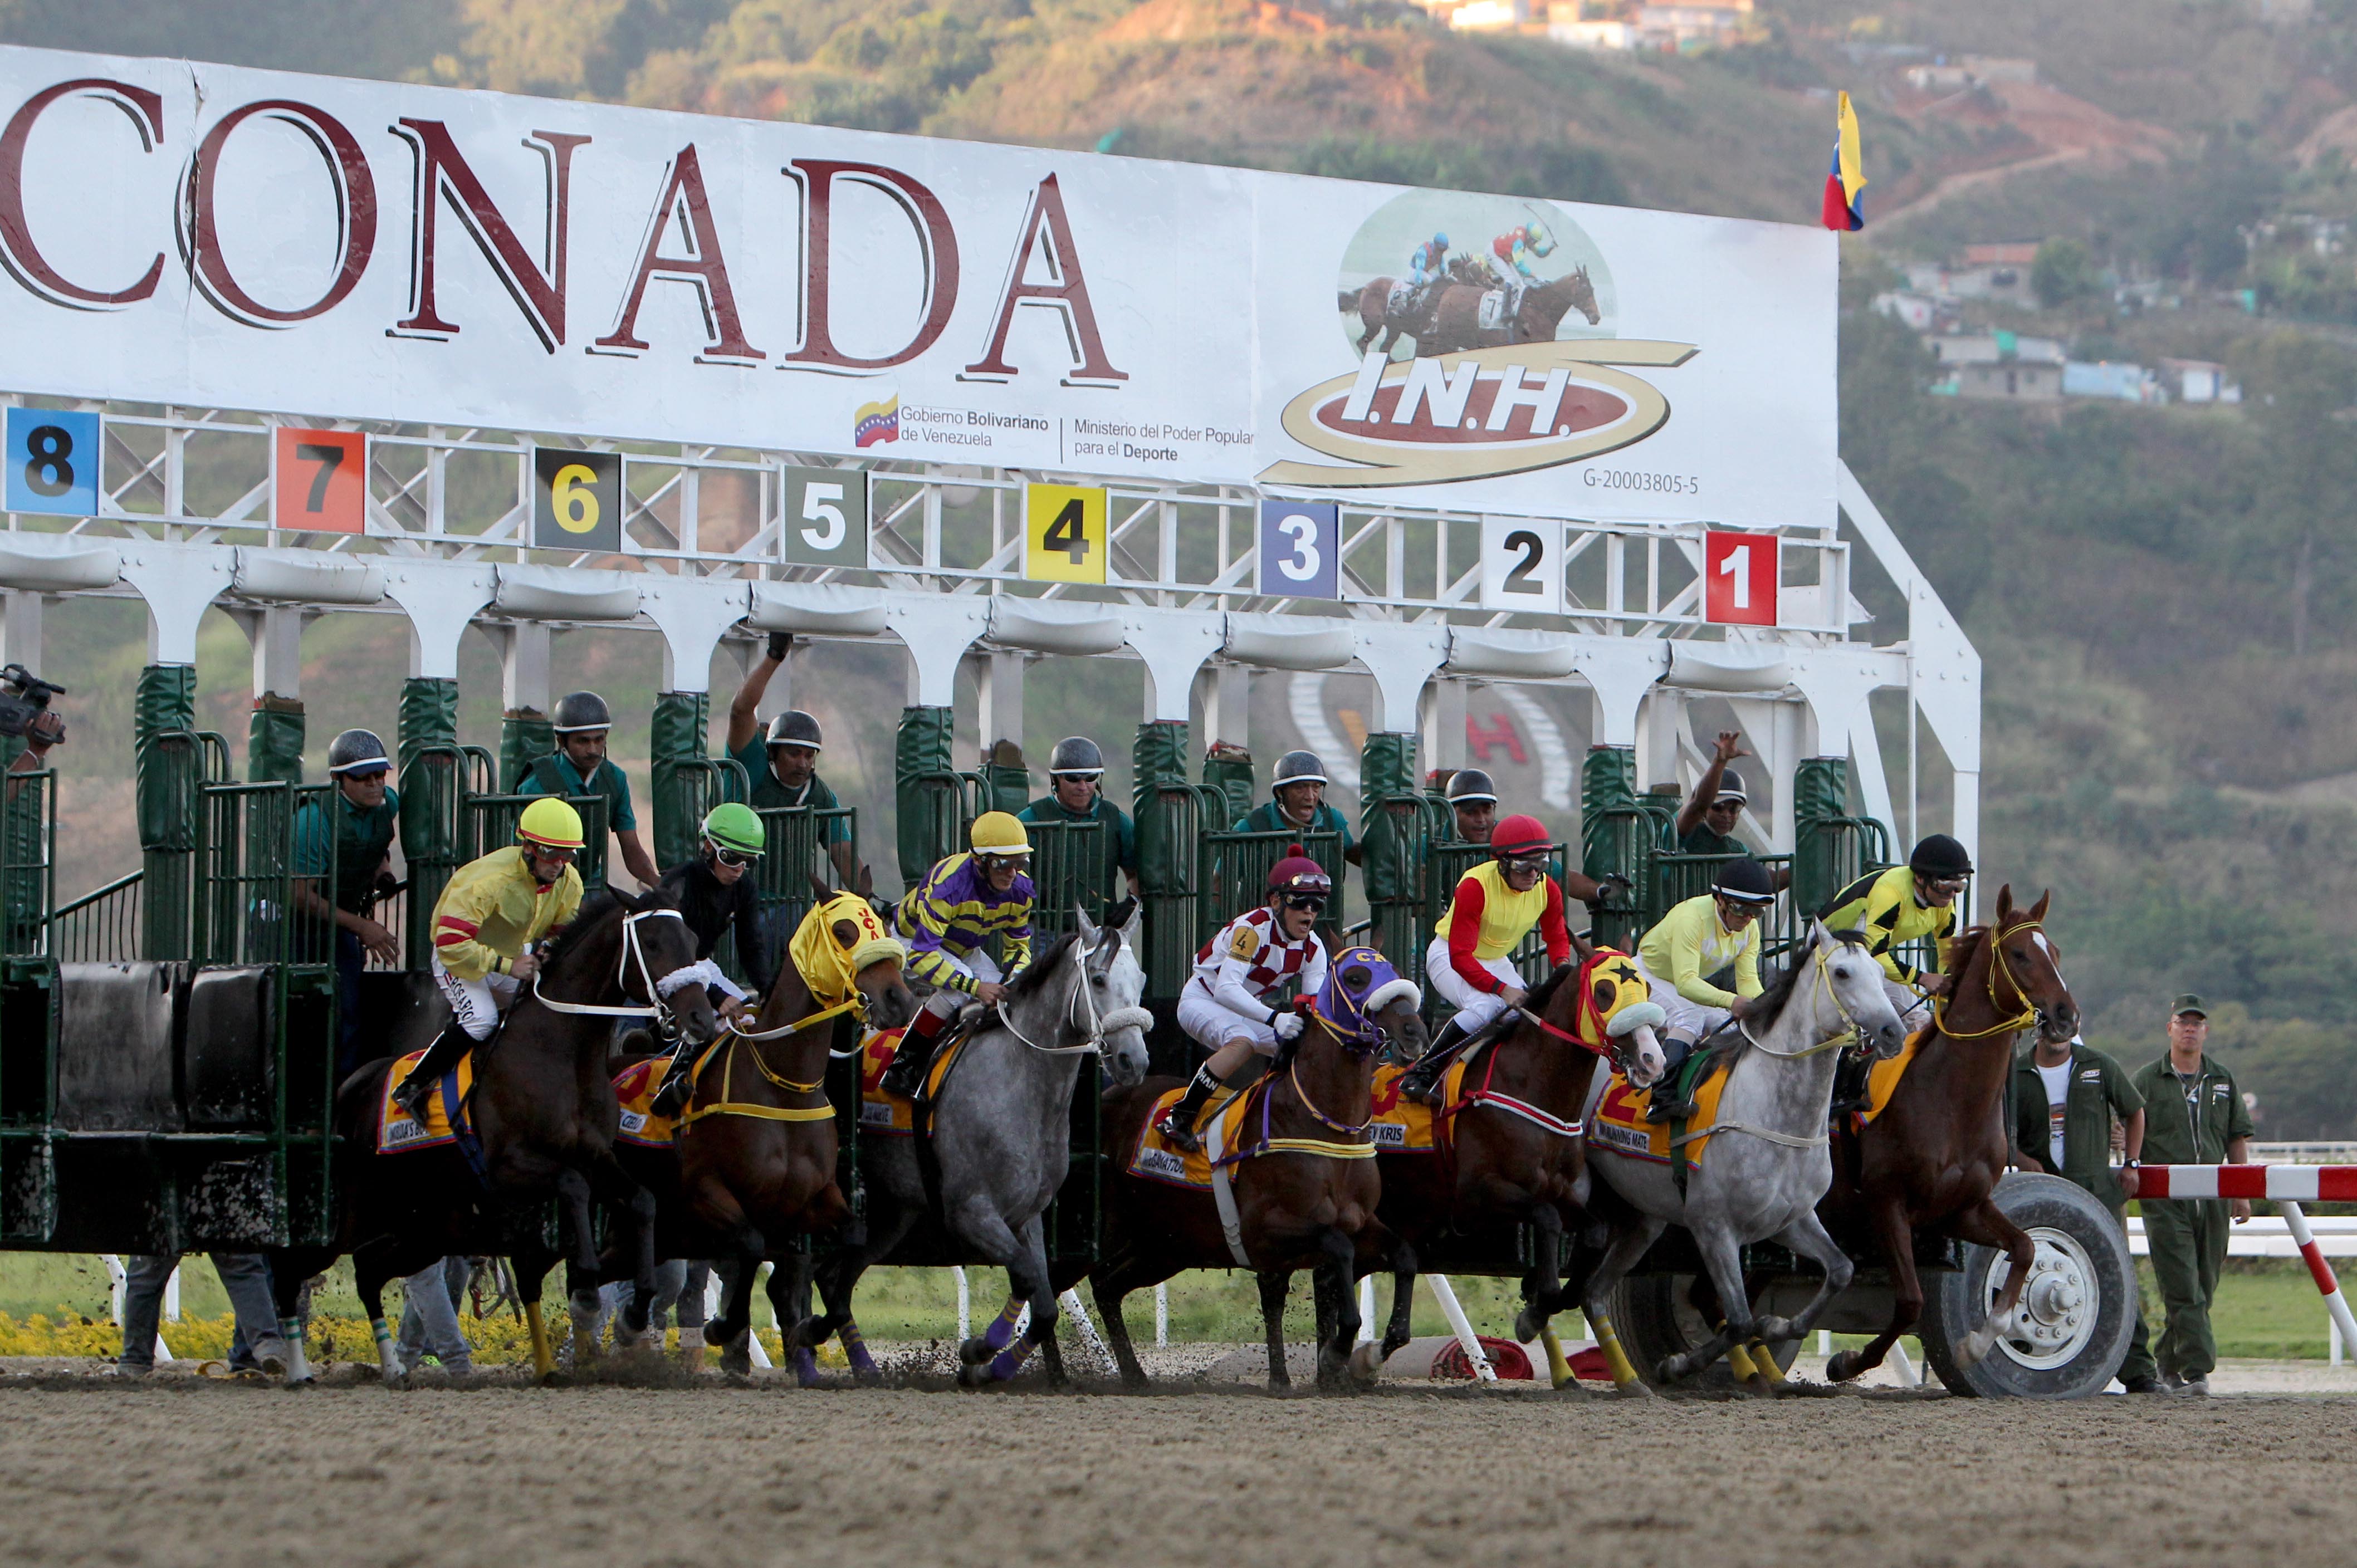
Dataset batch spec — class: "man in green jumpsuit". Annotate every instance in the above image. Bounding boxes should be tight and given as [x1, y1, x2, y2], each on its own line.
[2013, 1031, 2164, 1393]
[2128, 994, 2254, 1397]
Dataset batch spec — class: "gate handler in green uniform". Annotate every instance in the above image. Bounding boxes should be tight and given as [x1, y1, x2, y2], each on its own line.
[2128, 994, 2254, 1397]
[294, 728, 403, 1080]
[519, 690, 661, 891]
[723, 631, 857, 885]
[2012, 1031, 2164, 1393]
[1018, 736, 1139, 901]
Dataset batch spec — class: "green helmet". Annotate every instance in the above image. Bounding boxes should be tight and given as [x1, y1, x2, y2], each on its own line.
[701, 802, 766, 857]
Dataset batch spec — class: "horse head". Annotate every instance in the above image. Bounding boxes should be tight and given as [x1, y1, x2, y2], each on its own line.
[1077, 899, 1152, 1087]
[612, 885, 721, 1046]
[1315, 946, 1422, 1061]
[1524, 265, 1600, 337]
[1802, 918, 1908, 1060]
[810, 867, 915, 1031]
[1990, 885, 2076, 1045]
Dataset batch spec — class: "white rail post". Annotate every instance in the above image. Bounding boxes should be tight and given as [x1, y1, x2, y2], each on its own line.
[1425, 1274, 1498, 1383]
[953, 1267, 971, 1341]
[1357, 1276, 1376, 1346]
[1057, 1290, 1113, 1376]
[1154, 1282, 1167, 1347]
[163, 1265, 180, 1324]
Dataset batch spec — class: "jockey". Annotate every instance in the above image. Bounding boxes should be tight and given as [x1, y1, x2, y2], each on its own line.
[390, 797, 586, 1115]
[1408, 231, 1450, 286]
[1400, 814, 1573, 1103]
[1156, 852, 1334, 1152]
[646, 802, 771, 1118]
[1486, 220, 1556, 329]
[878, 811, 1036, 1098]
[1635, 857, 1774, 1122]
[1818, 832, 1972, 1023]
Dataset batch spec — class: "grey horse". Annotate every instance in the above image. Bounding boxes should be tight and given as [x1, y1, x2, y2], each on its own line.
[1580, 920, 1906, 1393]
[790, 904, 1151, 1385]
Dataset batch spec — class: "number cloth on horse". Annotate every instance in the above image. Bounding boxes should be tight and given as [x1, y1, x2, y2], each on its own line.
[856, 1026, 969, 1134]
[1127, 1082, 1258, 1187]
[1367, 1060, 1466, 1151]
[376, 1046, 477, 1153]
[615, 1055, 678, 1148]
[1591, 1063, 1735, 1169]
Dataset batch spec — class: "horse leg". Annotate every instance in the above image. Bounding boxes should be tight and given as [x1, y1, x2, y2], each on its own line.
[1514, 1202, 1568, 1344]
[772, 1253, 823, 1385]
[585, 1151, 661, 1345]
[710, 1241, 770, 1378]
[1257, 1270, 1293, 1390]
[549, 1168, 609, 1361]
[1317, 1230, 1363, 1391]
[1826, 1198, 1922, 1383]
[1380, 1256, 1417, 1362]
[350, 1244, 402, 1385]
[1945, 1197, 2038, 1369]
[1580, 1214, 1668, 1395]
[1755, 1212, 1857, 1379]
[1091, 1265, 1155, 1390]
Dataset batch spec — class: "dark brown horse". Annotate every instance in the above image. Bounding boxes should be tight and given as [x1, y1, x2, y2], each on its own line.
[1419, 267, 1600, 357]
[1819, 886, 2080, 1383]
[1074, 953, 1426, 1391]
[1343, 275, 1440, 358]
[618, 875, 913, 1371]
[1369, 945, 1667, 1383]
[265, 887, 720, 1381]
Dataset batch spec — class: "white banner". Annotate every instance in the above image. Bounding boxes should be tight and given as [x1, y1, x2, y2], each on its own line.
[0, 46, 1835, 527]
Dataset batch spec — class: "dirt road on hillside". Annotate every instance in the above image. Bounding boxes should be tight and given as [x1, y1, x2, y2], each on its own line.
[0, 1375, 2349, 1568]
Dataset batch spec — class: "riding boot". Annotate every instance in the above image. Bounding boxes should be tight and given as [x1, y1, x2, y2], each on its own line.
[1401, 1018, 1473, 1105]
[392, 1021, 477, 1117]
[1644, 1042, 1698, 1124]
[1155, 1064, 1226, 1154]
[879, 1004, 952, 1100]
[646, 1033, 700, 1120]
[1828, 1051, 1872, 1118]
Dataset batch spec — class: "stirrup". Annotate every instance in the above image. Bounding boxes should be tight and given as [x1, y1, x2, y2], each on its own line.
[390, 1074, 432, 1115]
[648, 1050, 696, 1118]
[1644, 1091, 1695, 1125]
[879, 1043, 932, 1100]
[1155, 1108, 1203, 1154]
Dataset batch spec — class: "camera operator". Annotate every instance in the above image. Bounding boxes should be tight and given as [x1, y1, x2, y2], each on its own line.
[1, 664, 64, 781]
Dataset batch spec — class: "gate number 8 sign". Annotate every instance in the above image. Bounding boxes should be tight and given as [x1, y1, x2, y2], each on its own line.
[533, 447, 623, 553]
[4, 408, 100, 518]
[273, 428, 367, 534]
[1704, 530, 1779, 627]
[1024, 483, 1108, 584]
[1479, 516, 1564, 614]
[1256, 500, 1339, 600]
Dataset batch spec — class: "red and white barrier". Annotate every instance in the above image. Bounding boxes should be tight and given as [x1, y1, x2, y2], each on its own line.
[2133, 1165, 2357, 1364]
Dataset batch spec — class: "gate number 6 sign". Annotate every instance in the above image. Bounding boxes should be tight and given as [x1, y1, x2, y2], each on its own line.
[1256, 500, 1339, 600]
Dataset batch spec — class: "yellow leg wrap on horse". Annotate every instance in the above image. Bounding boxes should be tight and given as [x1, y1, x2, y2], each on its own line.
[1725, 1340, 1759, 1381]
[1593, 1317, 1642, 1388]
[1539, 1325, 1575, 1389]
[1749, 1340, 1785, 1384]
[525, 1301, 554, 1380]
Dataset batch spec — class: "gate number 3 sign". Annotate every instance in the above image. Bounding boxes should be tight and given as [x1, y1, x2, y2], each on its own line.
[1256, 501, 1339, 600]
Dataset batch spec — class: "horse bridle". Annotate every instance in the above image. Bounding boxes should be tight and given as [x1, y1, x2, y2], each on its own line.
[530, 908, 703, 1030]
[1933, 917, 2045, 1041]
[993, 932, 1153, 1057]
[1739, 940, 1879, 1061]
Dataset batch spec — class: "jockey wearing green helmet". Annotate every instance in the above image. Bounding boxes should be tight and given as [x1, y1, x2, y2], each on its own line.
[644, 801, 776, 1116]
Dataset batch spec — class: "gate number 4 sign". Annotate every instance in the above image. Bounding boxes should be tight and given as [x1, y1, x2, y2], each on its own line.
[1024, 483, 1108, 584]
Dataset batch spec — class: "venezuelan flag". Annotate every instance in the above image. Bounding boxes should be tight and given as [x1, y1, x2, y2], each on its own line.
[854, 394, 899, 448]
[1820, 90, 1866, 232]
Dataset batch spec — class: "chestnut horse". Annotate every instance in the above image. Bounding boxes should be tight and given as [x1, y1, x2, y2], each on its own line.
[1342, 275, 1441, 357]
[1368, 947, 1668, 1379]
[1419, 267, 1600, 356]
[1819, 886, 2080, 1383]
[1074, 949, 1427, 1390]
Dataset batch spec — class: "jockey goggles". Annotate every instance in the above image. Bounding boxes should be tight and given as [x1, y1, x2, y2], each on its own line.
[708, 845, 758, 869]
[1278, 891, 1328, 913]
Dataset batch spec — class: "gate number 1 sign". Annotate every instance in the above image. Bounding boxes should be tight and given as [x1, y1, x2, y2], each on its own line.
[1704, 530, 1779, 627]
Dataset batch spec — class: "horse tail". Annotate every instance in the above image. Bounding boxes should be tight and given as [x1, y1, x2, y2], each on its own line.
[1338, 288, 1362, 313]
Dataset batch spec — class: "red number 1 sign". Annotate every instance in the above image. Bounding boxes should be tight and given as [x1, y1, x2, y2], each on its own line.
[1704, 530, 1778, 627]
[274, 428, 366, 535]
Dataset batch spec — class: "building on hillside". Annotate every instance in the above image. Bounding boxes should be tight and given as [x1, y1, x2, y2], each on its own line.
[1542, 0, 1752, 49]
[1930, 331, 2064, 401]
[1918, 243, 2041, 307]
[1549, 13, 1637, 47]
[1871, 291, 1943, 331]
[2062, 361, 2160, 404]
[1928, 331, 2062, 366]
[1903, 55, 2036, 92]
[1635, 1, 1753, 48]
[1960, 55, 2037, 83]
[1446, 0, 1525, 27]
[2160, 358, 2243, 404]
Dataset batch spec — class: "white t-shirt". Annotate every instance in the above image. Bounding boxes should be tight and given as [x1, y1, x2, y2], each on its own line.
[2035, 1059, 2072, 1169]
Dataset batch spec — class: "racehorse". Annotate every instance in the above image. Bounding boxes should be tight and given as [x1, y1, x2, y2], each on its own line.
[788, 905, 1151, 1386]
[1078, 949, 1428, 1391]
[608, 876, 915, 1369]
[1819, 887, 2079, 1384]
[266, 888, 718, 1381]
[1368, 947, 1667, 1378]
[1342, 275, 1440, 358]
[1418, 267, 1600, 356]
[1581, 922, 1907, 1393]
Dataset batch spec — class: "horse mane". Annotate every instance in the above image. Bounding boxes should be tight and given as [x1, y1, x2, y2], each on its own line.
[539, 884, 676, 972]
[1004, 931, 1081, 1002]
[1523, 958, 1582, 1017]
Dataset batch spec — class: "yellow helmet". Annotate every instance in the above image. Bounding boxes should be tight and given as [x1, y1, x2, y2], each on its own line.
[517, 797, 585, 851]
[969, 811, 1031, 857]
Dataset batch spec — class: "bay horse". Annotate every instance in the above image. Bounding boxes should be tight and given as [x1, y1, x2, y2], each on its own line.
[1419, 266, 1599, 357]
[608, 875, 915, 1370]
[265, 887, 719, 1381]
[1075, 948, 1427, 1391]
[1820, 886, 2079, 1383]
[1369, 945, 1667, 1381]
[1342, 275, 1440, 358]
[788, 905, 1151, 1386]
[1582, 922, 1907, 1393]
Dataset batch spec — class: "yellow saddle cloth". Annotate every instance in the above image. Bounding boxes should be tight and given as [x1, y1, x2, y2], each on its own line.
[1367, 1060, 1469, 1154]
[1589, 1059, 1734, 1169]
[376, 1047, 476, 1154]
[614, 1056, 677, 1149]
[856, 1027, 966, 1136]
[1856, 1028, 1926, 1128]
[1126, 1084, 1255, 1189]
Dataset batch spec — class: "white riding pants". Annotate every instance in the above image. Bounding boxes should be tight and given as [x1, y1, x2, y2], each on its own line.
[1178, 988, 1279, 1056]
[1426, 938, 1521, 1035]
[1635, 958, 1730, 1047]
[920, 949, 1003, 1023]
[432, 958, 519, 1042]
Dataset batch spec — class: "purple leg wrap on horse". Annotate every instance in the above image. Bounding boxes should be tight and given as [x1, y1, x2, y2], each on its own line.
[842, 1323, 877, 1373]
[983, 1300, 1024, 1352]
[792, 1347, 820, 1386]
[989, 1342, 1031, 1381]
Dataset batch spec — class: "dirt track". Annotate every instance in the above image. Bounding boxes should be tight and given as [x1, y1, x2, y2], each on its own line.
[3, 1375, 2353, 1568]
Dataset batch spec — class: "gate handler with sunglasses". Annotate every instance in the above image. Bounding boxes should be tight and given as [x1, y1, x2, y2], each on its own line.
[1155, 852, 1333, 1151]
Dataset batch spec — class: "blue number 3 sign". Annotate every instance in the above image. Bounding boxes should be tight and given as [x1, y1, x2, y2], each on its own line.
[1256, 499, 1339, 600]
[5, 409, 101, 517]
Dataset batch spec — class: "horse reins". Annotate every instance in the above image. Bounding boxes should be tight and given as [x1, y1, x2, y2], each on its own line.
[991, 935, 1151, 1057]
[1932, 918, 2044, 1040]
[531, 908, 701, 1026]
[1738, 943, 1870, 1060]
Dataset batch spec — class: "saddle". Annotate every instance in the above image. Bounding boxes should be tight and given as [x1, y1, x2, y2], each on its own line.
[855, 1022, 974, 1136]
[376, 1046, 483, 1180]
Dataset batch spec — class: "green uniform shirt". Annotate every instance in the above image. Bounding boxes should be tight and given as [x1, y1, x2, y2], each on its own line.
[520, 752, 636, 833]
[293, 787, 401, 914]
[1018, 791, 1137, 884]
[2012, 1042, 2143, 1202]
[1677, 824, 1745, 857]
[730, 739, 851, 842]
[1233, 800, 1357, 855]
[2130, 1052, 2255, 1168]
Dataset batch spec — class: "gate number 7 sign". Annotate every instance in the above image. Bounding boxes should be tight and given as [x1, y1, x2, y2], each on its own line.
[1704, 530, 1778, 627]
[273, 428, 367, 535]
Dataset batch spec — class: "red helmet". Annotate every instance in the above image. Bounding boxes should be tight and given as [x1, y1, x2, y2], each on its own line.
[1268, 847, 1331, 898]
[1492, 815, 1551, 859]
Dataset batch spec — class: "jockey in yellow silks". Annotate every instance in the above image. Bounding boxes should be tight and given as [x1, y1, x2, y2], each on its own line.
[1400, 814, 1573, 1102]
[1634, 857, 1774, 1123]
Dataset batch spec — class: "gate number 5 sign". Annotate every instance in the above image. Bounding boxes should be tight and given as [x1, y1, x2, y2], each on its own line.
[1256, 500, 1339, 600]
[533, 447, 623, 553]
[1704, 530, 1779, 627]
[1024, 483, 1108, 584]
[781, 465, 870, 567]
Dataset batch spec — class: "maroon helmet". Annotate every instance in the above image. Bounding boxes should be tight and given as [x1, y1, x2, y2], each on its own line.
[1268, 846, 1332, 899]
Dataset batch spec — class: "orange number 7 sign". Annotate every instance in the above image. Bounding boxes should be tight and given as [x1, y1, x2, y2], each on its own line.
[273, 428, 367, 535]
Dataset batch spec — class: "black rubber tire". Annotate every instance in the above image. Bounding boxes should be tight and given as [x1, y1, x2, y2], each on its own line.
[1916, 1172, 2133, 1399]
[1609, 1273, 1801, 1389]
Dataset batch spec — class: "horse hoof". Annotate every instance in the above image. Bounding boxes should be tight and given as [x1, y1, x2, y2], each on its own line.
[1613, 1379, 1658, 1400]
[957, 1359, 993, 1389]
[1824, 1350, 1863, 1383]
[1654, 1355, 1686, 1384]
[1513, 1307, 1541, 1345]
[957, 1335, 995, 1368]
[1348, 1342, 1385, 1383]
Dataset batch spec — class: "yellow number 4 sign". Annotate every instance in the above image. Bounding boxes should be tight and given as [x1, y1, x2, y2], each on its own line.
[1024, 483, 1108, 585]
